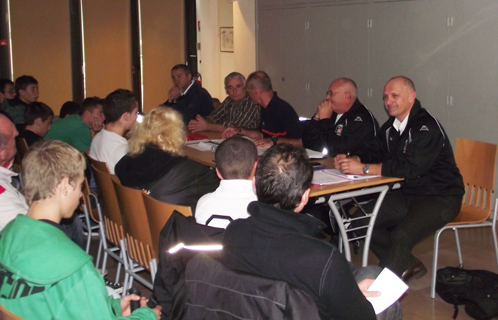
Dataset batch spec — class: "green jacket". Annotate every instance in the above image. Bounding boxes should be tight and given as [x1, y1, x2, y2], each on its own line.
[0, 215, 156, 320]
[45, 114, 92, 152]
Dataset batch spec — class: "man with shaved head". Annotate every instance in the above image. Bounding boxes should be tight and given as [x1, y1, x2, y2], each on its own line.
[0, 113, 29, 230]
[303, 78, 379, 157]
[336, 76, 464, 283]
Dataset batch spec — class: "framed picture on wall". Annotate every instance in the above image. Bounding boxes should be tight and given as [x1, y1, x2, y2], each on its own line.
[220, 27, 234, 52]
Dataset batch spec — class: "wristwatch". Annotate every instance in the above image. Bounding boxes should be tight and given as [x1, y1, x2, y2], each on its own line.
[271, 135, 279, 146]
[362, 164, 370, 174]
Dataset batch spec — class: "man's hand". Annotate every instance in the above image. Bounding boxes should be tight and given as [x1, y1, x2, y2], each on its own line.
[254, 138, 272, 147]
[334, 154, 360, 169]
[222, 127, 239, 139]
[357, 279, 381, 298]
[337, 157, 364, 175]
[120, 294, 162, 319]
[315, 99, 334, 120]
[168, 86, 182, 102]
[90, 117, 104, 132]
[120, 294, 144, 316]
[188, 114, 209, 132]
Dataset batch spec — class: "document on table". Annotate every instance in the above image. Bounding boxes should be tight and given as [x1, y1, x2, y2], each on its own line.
[312, 169, 379, 185]
[366, 268, 408, 314]
[187, 140, 224, 151]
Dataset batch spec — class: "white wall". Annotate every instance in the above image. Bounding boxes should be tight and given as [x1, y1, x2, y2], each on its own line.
[233, 0, 257, 78]
[196, 0, 238, 100]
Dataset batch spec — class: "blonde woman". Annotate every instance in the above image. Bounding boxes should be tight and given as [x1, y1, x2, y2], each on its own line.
[115, 107, 219, 212]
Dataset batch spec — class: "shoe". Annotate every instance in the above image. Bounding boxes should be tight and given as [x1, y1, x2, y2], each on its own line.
[401, 259, 427, 283]
[105, 280, 124, 294]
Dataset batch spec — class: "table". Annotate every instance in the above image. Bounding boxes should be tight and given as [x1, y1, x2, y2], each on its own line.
[184, 132, 403, 266]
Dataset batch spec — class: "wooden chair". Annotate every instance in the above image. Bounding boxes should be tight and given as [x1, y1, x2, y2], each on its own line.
[90, 165, 126, 290]
[88, 155, 111, 174]
[80, 178, 102, 259]
[111, 179, 156, 291]
[12, 137, 28, 176]
[142, 192, 192, 254]
[430, 138, 498, 298]
[0, 303, 25, 320]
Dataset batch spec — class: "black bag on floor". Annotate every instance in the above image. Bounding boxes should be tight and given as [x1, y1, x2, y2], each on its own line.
[436, 266, 498, 320]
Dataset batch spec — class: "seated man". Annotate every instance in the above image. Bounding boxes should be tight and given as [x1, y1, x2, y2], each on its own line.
[0, 140, 161, 319]
[45, 97, 104, 152]
[195, 136, 258, 228]
[161, 64, 213, 124]
[90, 89, 138, 174]
[188, 72, 260, 133]
[219, 144, 401, 320]
[18, 102, 54, 146]
[336, 76, 464, 282]
[222, 71, 303, 147]
[0, 78, 15, 103]
[303, 78, 379, 157]
[0, 113, 28, 231]
[0, 75, 39, 129]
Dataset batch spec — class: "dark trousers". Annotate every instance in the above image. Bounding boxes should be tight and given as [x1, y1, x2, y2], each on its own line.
[369, 190, 462, 275]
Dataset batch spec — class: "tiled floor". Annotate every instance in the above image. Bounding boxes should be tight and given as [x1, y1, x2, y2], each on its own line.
[89, 223, 498, 320]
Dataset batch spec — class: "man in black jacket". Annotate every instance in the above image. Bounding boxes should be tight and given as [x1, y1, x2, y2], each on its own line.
[220, 144, 401, 320]
[303, 77, 379, 157]
[336, 76, 464, 283]
[161, 64, 214, 124]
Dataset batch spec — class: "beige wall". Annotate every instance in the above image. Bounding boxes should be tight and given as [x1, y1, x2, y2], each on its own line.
[141, 0, 185, 112]
[83, 0, 133, 99]
[10, 0, 72, 115]
[9, 0, 185, 115]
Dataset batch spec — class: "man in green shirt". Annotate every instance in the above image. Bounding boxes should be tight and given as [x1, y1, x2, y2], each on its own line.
[45, 97, 104, 152]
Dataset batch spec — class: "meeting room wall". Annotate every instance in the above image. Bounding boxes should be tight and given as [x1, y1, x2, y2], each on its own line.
[257, 0, 498, 147]
[8, 0, 184, 115]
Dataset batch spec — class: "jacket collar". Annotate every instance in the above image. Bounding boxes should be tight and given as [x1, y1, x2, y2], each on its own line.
[247, 201, 325, 237]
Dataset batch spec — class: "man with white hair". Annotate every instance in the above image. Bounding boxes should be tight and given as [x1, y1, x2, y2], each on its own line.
[188, 72, 260, 132]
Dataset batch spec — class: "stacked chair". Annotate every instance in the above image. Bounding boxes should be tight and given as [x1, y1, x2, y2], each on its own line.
[89, 164, 126, 294]
[79, 177, 102, 257]
[111, 180, 156, 291]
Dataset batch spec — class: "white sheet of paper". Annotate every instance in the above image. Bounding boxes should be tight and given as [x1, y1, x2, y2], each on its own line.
[312, 170, 349, 185]
[366, 268, 408, 314]
[323, 169, 380, 180]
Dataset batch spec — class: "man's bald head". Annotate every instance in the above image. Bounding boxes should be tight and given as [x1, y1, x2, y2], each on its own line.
[0, 113, 18, 166]
[326, 77, 358, 114]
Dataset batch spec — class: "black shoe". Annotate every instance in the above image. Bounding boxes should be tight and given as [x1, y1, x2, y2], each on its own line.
[401, 259, 427, 283]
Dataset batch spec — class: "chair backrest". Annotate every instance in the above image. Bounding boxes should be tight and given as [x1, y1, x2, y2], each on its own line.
[142, 192, 192, 254]
[0, 303, 25, 320]
[111, 179, 155, 266]
[80, 177, 100, 223]
[13, 137, 28, 173]
[90, 164, 123, 244]
[453, 137, 498, 224]
[88, 156, 111, 174]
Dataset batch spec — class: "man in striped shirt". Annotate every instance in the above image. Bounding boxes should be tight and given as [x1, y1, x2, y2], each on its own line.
[188, 72, 260, 133]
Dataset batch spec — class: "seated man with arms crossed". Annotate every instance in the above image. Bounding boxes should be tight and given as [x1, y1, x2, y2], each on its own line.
[90, 89, 138, 174]
[195, 136, 258, 228]
[188, 72, 260, 133]
[0, 140, 161, 319]
[46, 97, 104, 153]
[161, 64, 214, 124]
[18, 101, 54, 146]
[336, 76, 464, 283]
[219, 144, 401, 320]
[222, 71, 303, 147]
[303, 77, 379, 157]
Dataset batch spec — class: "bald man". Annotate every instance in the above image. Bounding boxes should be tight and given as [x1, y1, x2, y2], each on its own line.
[303, 78, 379, 157]
[0, 113, 29, 230]
[335, 76, 464, 283]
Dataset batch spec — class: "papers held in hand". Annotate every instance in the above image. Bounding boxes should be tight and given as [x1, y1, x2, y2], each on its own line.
[366, 268, 408, 314]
